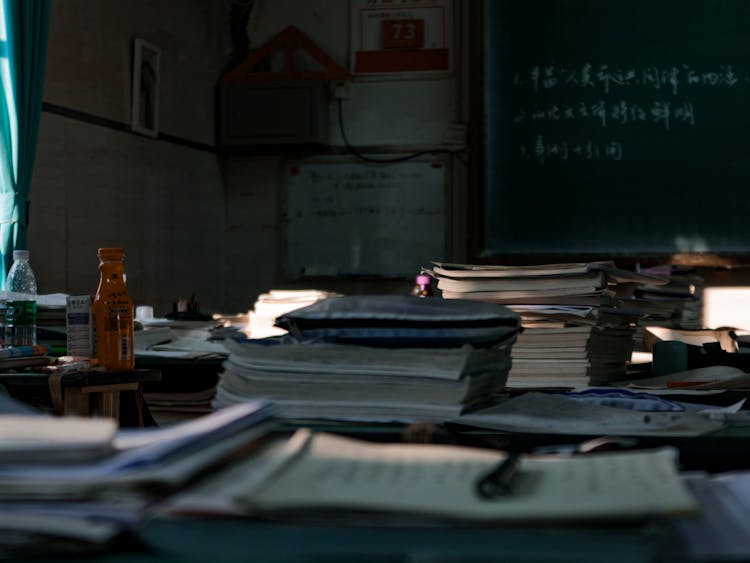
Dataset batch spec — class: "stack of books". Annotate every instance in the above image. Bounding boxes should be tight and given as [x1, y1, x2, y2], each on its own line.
[425, 262, 667, 388]
[620, 266, 704, 329]
[509, 325, 591, 386]
[611, 266, 704, 365]
[0, 400, 276, 559]
[213, 295, 521, 422]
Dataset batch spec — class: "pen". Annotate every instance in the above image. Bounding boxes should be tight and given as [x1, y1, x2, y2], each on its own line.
[475, 451, 521, 499]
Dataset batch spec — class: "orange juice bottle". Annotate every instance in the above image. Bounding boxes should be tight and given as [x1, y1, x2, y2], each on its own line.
[93, 247, 134, 371]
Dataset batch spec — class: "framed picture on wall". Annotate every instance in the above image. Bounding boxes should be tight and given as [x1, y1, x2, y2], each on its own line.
[131, 38, 160, 137]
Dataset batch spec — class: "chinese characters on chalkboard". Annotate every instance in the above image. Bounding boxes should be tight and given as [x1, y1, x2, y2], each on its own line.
[511, 63, 740, 164]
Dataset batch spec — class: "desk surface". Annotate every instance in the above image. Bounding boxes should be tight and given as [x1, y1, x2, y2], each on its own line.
[0, 368, 162, 388]
[138, 518, 665, 563]
[3, 518, 666, 563]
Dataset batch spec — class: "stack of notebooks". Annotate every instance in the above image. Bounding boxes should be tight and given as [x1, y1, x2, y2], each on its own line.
[0, 400, 277, 559]
[425, 262, 667, 388]
[213, 295, 521, 422]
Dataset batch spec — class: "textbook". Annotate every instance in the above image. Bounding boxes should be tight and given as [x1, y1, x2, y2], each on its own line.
[435, 271, 607, 293]
[429, 262, 667, 285]
[440, 288, 612, 302]
[0, 344, 49, 359]
[160, 429, 698, 524]
[429, 262, 608, 278]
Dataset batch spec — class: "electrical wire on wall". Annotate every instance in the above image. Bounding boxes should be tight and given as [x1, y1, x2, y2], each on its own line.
[225, 0, 256, 73]
[337, 99, 468, 166]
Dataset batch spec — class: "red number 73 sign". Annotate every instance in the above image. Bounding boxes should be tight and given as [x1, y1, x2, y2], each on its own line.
[381, 19, 425, 49]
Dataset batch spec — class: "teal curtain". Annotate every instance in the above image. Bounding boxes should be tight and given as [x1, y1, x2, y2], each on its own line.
[0, 0, 51, 286]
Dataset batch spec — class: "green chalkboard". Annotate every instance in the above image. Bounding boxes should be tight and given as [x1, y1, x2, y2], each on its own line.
[484, 0, 750, 258]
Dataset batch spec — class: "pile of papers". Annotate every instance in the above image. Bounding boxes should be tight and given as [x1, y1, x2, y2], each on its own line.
[0, 401, 276, 558]
[213, 295, 521, 423]
[452, 391, 726, 436]
[143, 385, 219, 425]
[135, 327, 230, 360]
[133, 327, 231, 423]
[426, 262, 667, 388]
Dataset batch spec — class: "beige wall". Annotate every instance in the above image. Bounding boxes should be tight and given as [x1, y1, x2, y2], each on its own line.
[29, 0, 468, 316]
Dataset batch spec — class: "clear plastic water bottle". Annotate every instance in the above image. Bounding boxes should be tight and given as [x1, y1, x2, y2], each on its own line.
[5, 250, 38, 347]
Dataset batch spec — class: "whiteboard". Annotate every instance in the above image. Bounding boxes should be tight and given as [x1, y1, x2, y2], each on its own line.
[285, 161, 446, 278]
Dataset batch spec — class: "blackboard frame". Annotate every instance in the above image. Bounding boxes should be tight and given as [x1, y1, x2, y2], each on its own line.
[469, 0, 750, 268]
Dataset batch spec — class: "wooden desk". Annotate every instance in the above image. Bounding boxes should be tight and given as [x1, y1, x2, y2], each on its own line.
[0, 369, 161, 427]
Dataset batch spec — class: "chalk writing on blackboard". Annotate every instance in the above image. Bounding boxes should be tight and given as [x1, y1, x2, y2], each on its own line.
[510, 63, 747, 163]
[519, 137, 623, 164]
[512, 64, 740, 94]
[514, 100, 695, 129]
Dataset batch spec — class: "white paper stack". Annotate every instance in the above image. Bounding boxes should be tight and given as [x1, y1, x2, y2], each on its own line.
[214, 295, 522, 423]
[213, 339, 513, 422]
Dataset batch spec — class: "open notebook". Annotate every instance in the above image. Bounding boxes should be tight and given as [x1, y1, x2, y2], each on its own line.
[160, 429, 698, 524]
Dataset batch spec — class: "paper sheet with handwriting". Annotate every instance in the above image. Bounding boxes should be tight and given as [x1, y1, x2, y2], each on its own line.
[237, 430, 697, 522]
[454, 393, 724, 436]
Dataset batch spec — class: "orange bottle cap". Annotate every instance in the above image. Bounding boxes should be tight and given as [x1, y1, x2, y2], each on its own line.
[97, 247, 125, 260]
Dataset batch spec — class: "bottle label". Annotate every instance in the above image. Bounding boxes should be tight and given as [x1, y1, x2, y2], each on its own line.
[66, 295, 93, 358]
[120, 331, 131, 360]
[97, 305, 133, 368]
[5, 300, 37, 347]
[6, 300, 37, 326]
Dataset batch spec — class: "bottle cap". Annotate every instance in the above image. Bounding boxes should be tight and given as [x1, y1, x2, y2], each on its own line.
[416, 274, 432, 285]
[98, 247, 125, 261]
[12, 250, 28, 261]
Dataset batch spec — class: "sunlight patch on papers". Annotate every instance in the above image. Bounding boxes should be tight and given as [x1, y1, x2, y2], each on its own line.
[703, 287, 750, 331]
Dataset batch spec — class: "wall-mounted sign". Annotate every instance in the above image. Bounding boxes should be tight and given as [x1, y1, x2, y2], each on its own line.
[351, 0, 452, 75]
